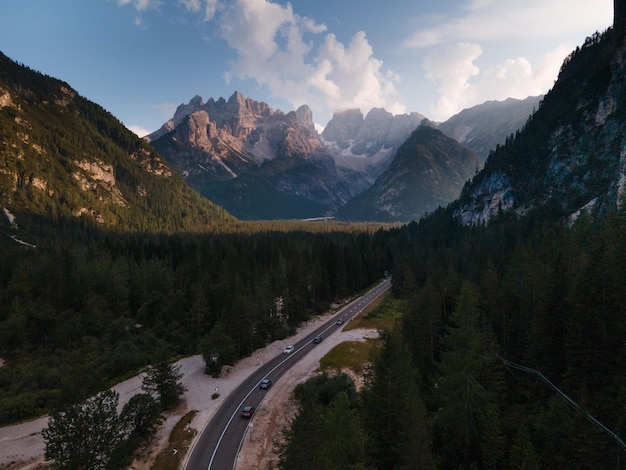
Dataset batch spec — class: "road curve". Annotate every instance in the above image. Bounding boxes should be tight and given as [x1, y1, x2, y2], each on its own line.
[184, 278, 391, 470]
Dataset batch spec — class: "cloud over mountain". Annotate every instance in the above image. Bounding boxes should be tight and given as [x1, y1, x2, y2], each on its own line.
[403, 0, 612, 120]
[219, 0, 404, 122]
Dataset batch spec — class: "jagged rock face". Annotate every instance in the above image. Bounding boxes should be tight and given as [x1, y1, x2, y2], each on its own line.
[336, 125, 481, 222]
[455, 17, 626, 225]
[320, 109, 364, 149]
[150, 92, 351, 219]
[295, 104, 315, 132]
[437, 96, 543, 162]
[455, 172, 514, 225]
[147, 91, 275, 144]
[321, 107, 426, 194]
[322, 108, 424, 159]
[150, 92, 278, 182]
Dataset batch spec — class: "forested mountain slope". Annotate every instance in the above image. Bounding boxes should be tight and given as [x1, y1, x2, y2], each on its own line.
[455, 25, 626, 224]
[0, 52, 234, 239]
[280, 5, 626, 469]
[335, 124, 480, 222]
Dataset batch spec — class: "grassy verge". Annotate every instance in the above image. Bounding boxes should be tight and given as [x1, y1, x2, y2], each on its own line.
[319, 338, 381, 373]
[344, 291, 405, 332]
[151, 410, 197, 470]
[319, 293, 406, 374]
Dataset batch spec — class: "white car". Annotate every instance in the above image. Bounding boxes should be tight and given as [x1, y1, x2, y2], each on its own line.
[283, 345, 294, 354]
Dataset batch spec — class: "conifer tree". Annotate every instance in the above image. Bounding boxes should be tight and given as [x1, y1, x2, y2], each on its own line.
[141, 361, 186, 411]
[317, 391, 364, 468]
[362, 329, 434, 469]
[434, 281, 504, 469]
[200, 320, 237, 377]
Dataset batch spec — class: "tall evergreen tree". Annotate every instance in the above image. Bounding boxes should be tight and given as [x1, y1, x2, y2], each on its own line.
[433, 281, 505, 469]
[362, 329, 434, 469]
[200, 320, 237, 377]
[318, 391, 365, 468]
[141, 361, 186, 411]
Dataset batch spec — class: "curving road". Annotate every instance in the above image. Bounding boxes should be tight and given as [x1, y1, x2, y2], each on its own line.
[184, 278, 391, 470]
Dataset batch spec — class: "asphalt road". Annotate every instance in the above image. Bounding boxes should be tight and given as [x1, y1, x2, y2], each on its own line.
[184, 278, 391, 470]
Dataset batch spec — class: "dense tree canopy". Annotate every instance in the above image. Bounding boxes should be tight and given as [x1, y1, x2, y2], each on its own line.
[0, 226, 389, 424]
[42, 389, 123, 470]
[281, 203, 626, 469]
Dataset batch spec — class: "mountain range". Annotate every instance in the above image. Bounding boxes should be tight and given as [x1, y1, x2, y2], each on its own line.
[436, 95, 542, 162]
[335, 124, 480, 221]
[3, 16, 623, 229]
[148, 93, 352, 219]
[147, 90, 540, 221]
[1, 6, 625, 466]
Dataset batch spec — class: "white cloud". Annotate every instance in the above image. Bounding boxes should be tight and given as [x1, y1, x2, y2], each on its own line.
[219, 0, 404, 120]
[116, 0, 162, 27]
[117, 0, 162, 12]
[423, 43, 482, 119]
[178, 0, 218, 21]
[127, 125, 152, 137]
[408, 0, 612, 120]
[423, 42, 570, 120]
[403, 0, 612, 49]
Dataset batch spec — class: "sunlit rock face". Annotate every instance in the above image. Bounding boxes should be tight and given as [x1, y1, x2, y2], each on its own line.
[148, 92, 352, 219]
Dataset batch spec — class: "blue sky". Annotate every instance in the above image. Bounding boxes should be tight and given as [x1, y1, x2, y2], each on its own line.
[0, 1, 613, 136]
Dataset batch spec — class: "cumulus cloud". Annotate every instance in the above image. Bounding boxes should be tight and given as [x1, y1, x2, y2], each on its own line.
[219, 0, 404, 119]
[423, 42, 570, 120]
[407, 0, 611, 120]
[423, 43, 481, 119]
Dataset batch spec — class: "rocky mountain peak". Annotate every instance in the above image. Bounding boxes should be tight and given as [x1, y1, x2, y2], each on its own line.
[437, 96, 543, 162]
[227, 90, 245, 106]
[320, 109, 364, 147]
[295, 104, 315, 132]
[322, 108, 425, 158]
[174, 95, 204, 120]
[149, 92, 355, 218]
[147, 91, 275, 142]
[336, 125, 481, 222]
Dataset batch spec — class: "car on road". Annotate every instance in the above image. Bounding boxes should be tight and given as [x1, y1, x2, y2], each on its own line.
[336, 318, 344, 325]
[260, 378, 272, 389]
[313, 335, 323, 344]
[241, 406, 255, 418]
[283, 345, 294, 354]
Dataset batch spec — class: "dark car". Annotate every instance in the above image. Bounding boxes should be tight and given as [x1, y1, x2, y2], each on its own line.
[313, 335, 323, 344]
[241, 406, 255, 418]
[260, 378, 272, 389]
